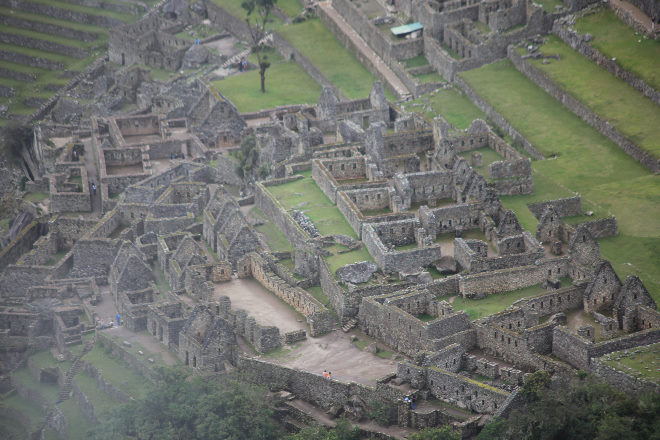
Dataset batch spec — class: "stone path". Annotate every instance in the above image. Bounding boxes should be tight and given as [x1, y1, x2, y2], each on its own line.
[82, 137, 100, 216]
[317, 1, 412, 99]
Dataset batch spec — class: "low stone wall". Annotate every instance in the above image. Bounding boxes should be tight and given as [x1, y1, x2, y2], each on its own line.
[0, 221, 42, 272]
[508, 46, 659, 173]
[238, 356, 393, 411]
[553, 22, 659, 105]
[255, 179, 309, 249]
[217, 296, 282, 353]
[0, 0, 124, 27]
[241, 253, 334, 337]
[591, 357, 660, 393]
[579, 216, 618, 238]
[527, 196, 582, 219]
[96, 332, 157, 382]
[458, 258, 568, 297]
[0, 15, 98, 42]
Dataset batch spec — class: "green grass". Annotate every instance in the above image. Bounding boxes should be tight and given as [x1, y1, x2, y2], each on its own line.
[83, 345, 152, 400]
[278, 18, 378, 99]
[404, 86, 486, 129]
[528, 35, 660, 158]
[58, 399, 92, 440]
[1, 394, 45, 431]
[24, 192, 48, 203]
[26, 0, 136, 23]
[45, 249, 69, 266]
[0, 6, 108, 35]
[404, 55, 429, 68]
[251, 206, 293, 252]
[278, 0, 303, 17]
[601, 342, 660, 383]
[414, 71, 445, 84]
[574, 8, 660, 92]
[213, 60, 321, 112]
[535, 0, 565, 13]
[416, 313, 436, 322]
[460, 59, 660, 303]
[450, 278, 572, 320]
[74, 371, 122, 416]
[265, 171, 374, 274]
[457, 146, 504, 177]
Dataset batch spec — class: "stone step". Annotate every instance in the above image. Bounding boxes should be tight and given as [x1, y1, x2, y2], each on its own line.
[342, 318, 358, 332]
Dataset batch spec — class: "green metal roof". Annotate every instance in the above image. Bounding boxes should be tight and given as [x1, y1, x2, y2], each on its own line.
[391, 22, 423, 36]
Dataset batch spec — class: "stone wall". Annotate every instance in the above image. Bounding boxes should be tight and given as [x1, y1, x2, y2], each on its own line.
[240, 253, 334, 337]
[508, 46, 659, 173]
[239, 356, 393, 411]
[255, 179, 309, 249]
[216, 296, 282, 353]
[453, 76, 544, 160]
[553, 21, 659, 106]
[397, 362, 510, 413]
[454, 233, 545, 275]
[458, 258, 568, 297]
[591, 357, 660, 394]
[0, 221, 42, 272]
[0, 0, 124, 27]
[527, 196, 582, 219]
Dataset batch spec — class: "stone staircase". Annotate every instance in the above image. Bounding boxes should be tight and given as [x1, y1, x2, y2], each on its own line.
[342, 318, 358, 332]
[57, 338, 95, 403]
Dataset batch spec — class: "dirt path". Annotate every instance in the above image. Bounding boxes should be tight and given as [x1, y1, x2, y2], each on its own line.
[318, 1, 412, 99]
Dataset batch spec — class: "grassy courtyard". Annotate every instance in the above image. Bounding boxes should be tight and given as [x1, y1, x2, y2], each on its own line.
[450, 278, 572, 320]
[403, 86, 486, 130]
[265, 171, 374, 274]
[574, 7, 660, 92]
[601, 342, 660, 383]
[460, 60, 660, 303]
[526, 35, 660, 159]
[213, 57, 322, 112]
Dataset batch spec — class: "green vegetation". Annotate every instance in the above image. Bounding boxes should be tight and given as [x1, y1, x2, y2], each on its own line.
[450, 278, 572, 320]
[45, 249, 69, 266]
[574, 8, 660, 92]
[534, 0, 565, 13]
[251, 207, 293, 252]
[410, 426, 461, 440]
[460, 60, 660, 303]
[404, 55, 430, 68]
[83, 344, 153, 399]
[277, 0, 303, 17]
[265, 171, 376, 274]
[278, 19, 377, 99]
[1, 393, 45, 432]
[478, 372, 660, 440]
[404, 87, 486, 130]
[414, 71, 445, 84]
[284, 418, 360, 440]
[601, 342, 660, 383]
[213, 59, 321, 112]
[527, 35, 660, 158]
[92, 368, 280, 440]
[457, 146, 504, 177]
[24, 192, 48, 203]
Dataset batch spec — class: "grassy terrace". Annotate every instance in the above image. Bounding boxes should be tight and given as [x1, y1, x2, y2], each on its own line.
[403, 86, 486, 130]
[526, 35, 660, 159]
[601, 342, 660, 383]
[265, 171, 374, 274]
[213, 48, 322, 112]
[250, 206, 293, 253]
[449, 277, 572, 320]
[574, 8, 660, 92]
[535, 0, 565, 13]
[460, 60, 660, 304]
[0, 0, 140, 121]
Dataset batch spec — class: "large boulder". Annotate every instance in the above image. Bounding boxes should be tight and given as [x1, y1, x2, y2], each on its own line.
[336, 261, 377, 284]
[181, 44, 209, 70]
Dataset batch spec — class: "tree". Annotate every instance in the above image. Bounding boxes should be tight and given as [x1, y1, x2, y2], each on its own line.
[91, 367, 280, 440]
[241, 0, 277, 93]
[235, 134, 259, 178]
[284, 419, 360, 440]
[1, 122, 32, 165]
[409, 426, 461, 440]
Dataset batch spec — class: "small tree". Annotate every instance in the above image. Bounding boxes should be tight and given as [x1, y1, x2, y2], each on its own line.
[242, 0, 277, 93]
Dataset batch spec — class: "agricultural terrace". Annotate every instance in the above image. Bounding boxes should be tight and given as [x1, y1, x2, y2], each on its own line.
[449, 277, 573, 320]
[0, 0, 155, 123]
[574, 7, 660, 92]
[264, 170, 374, 274]
[460, 60, 660, 303]
[524, 35, 660, 159]
[403, 86, 486, 130]
[601, 342, 660, 383]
